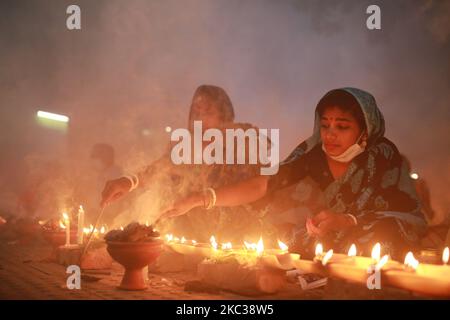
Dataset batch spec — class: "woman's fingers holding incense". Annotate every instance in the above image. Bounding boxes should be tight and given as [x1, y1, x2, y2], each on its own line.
[100, 178, 131, 207]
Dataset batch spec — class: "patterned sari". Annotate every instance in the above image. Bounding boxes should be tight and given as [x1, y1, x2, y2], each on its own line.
[266, 88, 426, 259]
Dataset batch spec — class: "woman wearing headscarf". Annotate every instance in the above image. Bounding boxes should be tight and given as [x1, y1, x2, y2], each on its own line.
[161, 88, 427, 259]
[101, 85, 265, 243]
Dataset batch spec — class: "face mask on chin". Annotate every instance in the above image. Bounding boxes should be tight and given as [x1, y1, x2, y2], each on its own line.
[322, 133, 366, 163]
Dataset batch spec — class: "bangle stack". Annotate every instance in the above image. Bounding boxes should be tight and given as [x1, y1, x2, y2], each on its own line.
[203, 187, 217, 210]
[345, 213, 358, 226]
[124, 174, 139, 191]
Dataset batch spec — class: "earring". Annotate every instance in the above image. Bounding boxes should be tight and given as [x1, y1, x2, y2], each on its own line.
[361, 139, 367, 148]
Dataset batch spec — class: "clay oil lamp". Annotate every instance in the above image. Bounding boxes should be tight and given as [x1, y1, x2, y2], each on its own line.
[326, 243, 400, 284]
[383, 249, 450, 297]
[260, 240, 300, 270]
[292, 243, 331, 275]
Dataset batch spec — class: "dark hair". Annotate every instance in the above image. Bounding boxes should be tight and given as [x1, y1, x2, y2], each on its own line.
[91, 143, 114, 165]
[188, 85, 235, 124]
[317, 90, 366, 131]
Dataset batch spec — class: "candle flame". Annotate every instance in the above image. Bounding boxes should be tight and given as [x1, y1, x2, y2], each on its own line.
[371, 243, 381, 262]
[277, 240, 289, 252]
[181, 236, 186, 244]
[443, 247, 449, 265]
[192, 240, 197, 245]
[145, 221, 149, 227]
[322, 249, 334, 266]
[62, 212, 69, 221]
[315, 243, 323, 257]
[210, 236, 218, 250]
[348, 244, 357, 257]
[100, 226, 106, 234]
[375, 255, 389, 271]
[165, 234, 173, 242]
[79, 205, 84, 212]
[120, 226, 124, 231]
[404, 252, 419, 270]
[59, 221, 66, 229]
[256, 237, 264, 256]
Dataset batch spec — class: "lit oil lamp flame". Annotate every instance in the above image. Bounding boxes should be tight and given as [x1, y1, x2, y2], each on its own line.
[375, 255, 389, 271]
[371, 243, 381, 262]
[181, 236, 186, 244]
[278, 240, 288, 252]
[221, 242, 232, 250]
[256, 237, 264, 256]
[210, 236, 218, 250]
[348, 244, 357, 257]
[443, 247, 449, 265]
[315, 243, 323, 257]
[322, 249, 334, 266]
[404, 252, 419, 270]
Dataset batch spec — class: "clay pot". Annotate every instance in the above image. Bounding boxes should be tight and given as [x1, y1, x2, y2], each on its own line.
[107, 240, 163, 290]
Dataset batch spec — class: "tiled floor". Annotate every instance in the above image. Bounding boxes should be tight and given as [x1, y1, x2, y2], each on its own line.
[0, 242, 319, 300]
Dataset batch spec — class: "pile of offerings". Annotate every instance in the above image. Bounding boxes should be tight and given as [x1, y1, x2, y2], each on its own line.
[41, 218, 65, 232]
[104, 222, 160, 242]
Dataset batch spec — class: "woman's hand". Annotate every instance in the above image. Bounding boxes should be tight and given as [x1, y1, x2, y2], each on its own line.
[158, 194, 204, 220]
[306, 210, 356, 237]
[100, 177, 132, 208]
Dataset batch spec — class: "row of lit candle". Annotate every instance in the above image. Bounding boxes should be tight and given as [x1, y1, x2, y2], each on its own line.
[58, 206, 109, 247]
[164, 233, 450, 295]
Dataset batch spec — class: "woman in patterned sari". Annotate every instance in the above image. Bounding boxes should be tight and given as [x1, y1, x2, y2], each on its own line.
[162, 87, 427, 259]
[101, 85, 264, 243]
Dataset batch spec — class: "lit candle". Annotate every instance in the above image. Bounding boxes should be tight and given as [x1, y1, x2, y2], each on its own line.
[77, 205, 84, 245]
[443, 247, 449, 265]
[371, 242, 381, 263]
[62, 212, 70, 246]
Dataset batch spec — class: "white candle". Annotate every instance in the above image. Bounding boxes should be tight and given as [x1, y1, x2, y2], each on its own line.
[77, 205, 84, 245]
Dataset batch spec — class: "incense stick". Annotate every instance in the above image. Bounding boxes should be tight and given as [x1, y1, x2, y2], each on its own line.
[81, 206, 106, 259]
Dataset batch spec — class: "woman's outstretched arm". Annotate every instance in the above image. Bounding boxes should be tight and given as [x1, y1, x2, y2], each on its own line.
[160, 175, 269, 219]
